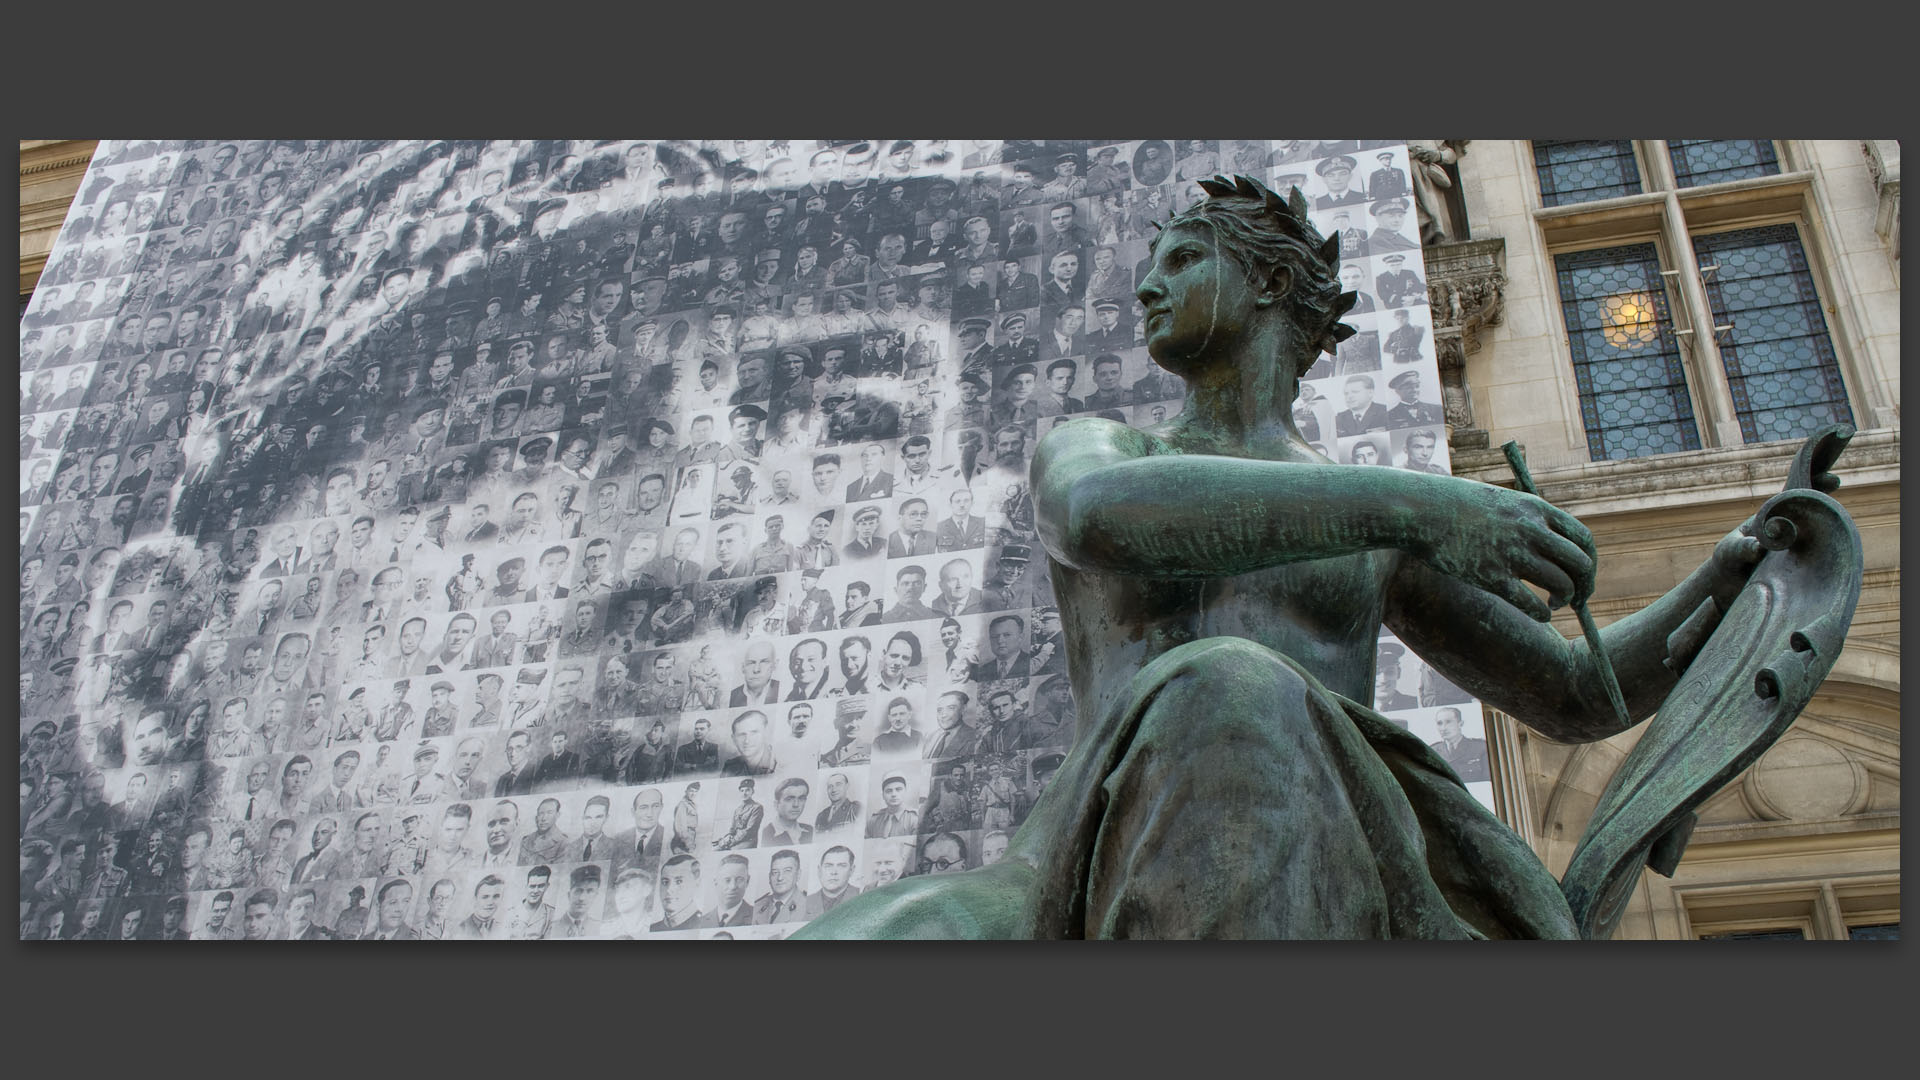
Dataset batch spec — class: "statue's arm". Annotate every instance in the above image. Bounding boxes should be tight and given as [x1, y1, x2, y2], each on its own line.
[1035, 419, 1592, 604]
[1035, 420, 1427, 577]
[1383, 527, 1764, 743]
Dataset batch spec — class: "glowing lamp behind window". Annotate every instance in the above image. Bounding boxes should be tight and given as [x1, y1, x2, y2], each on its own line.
[1600, 291, 1659, 348]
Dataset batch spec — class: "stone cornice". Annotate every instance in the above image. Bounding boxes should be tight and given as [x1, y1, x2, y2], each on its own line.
[19, 151, 96, 178]
[1452, 427, 1899, 518]
[18, 140, 97, 184]
[19, 141, 97, 295]
[1579, 567, 1899, 623]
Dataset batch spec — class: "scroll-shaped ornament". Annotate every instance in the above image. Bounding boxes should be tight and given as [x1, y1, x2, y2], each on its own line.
[1560, 428, 1863, 940]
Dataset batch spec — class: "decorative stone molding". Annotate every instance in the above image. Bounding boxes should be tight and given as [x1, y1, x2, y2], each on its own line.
[1450, 426, 1900, 518]
[1422, 236, 1506, 450]
[1862, 140, 1900, 266]
[19, 140, 98, 296]
[19, 152, 96, 178]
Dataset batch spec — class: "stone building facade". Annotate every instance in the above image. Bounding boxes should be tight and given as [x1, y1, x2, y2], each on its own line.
[1432, 140, 1900, 939]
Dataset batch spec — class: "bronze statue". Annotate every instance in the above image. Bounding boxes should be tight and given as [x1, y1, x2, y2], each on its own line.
[793, 175, 1861, 940]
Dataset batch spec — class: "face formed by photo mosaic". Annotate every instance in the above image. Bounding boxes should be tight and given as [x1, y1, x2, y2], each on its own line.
[16, 137, 1461, 941]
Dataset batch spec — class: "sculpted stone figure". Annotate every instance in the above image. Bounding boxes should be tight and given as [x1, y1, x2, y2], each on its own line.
[1406, 140, 1468, 245]
[789, 175, 1858, 940]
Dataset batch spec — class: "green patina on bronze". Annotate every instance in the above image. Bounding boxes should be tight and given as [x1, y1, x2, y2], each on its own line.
[793, 175, 1862, 940]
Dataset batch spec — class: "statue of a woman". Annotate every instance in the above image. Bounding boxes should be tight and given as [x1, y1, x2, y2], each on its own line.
[794, 175, 1770, 939]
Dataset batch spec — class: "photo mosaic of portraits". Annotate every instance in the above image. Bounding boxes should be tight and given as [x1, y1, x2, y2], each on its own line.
[18, 138, 1479, 941]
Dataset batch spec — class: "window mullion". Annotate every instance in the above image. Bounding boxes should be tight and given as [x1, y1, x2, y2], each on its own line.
[1640, 140, 1677, 192]
[1815, 882, 1849, 940]
[1659, 192, 1741, 447]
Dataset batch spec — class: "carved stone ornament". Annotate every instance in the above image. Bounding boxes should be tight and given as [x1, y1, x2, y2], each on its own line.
[1421, 237, 1507, 447]
[1861, 140, 1900, 262]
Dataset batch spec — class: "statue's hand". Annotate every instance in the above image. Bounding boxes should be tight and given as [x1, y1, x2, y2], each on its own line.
[1707, 526, 1766, 612]
[1412, 485, 1596, 621]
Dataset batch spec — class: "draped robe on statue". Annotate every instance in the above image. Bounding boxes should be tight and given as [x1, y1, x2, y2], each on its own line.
[796, 635, 1578, 939]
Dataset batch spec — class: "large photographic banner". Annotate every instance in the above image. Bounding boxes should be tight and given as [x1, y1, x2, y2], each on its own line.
[19, 139, 1480, 941]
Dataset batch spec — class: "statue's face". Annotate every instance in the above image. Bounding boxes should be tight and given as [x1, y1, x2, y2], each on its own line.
[1138, 222, 1254, 374]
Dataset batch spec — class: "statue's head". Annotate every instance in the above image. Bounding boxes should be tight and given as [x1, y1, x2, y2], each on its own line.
[1147, 174, 1356, 379]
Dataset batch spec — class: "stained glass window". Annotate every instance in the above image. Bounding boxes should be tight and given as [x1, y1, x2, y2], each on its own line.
[1668, 139, 1780, 188]
[1693, 225, 1853, 444]
[1848, 923, 1899, 940]
[1555, 244, 1702, 460]
[1533, 140, 1643, 207]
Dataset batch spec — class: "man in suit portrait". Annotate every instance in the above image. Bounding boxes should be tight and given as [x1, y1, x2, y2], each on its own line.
[259, 525, 303, 578]
[935, 487, 986, 552]
[803, 845, 863, 917]
[531, 731, 582, 789]
[361, 877, 417, 940]
[886, 497, 937, 558]
[283, 886, 335, 940]
[1039, 359, 1085, 417]
[1337, 263, 1378, 314]
[761, 778, 815, 846]
[612, 787, 668, 876]
[1040, 250, 1083, 313]
[707, 522, 752, 581]
[846, 443, 895, 502]
[676, 717, 720, 775]
[932, 557, 988, 616]
[710, 854, 755, 927]
[1335, 374, 1392, 437]
[1429, 707, 1489, 782]
[474, 800, 521, 870]
[969, 613, 1033, 683]
[492, 731, 535, 797]
[728, 640, 782, 706]
[1042, 305, 1086, 362]
[923, 690, 982, 761]
[951, 262, 995, 318]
